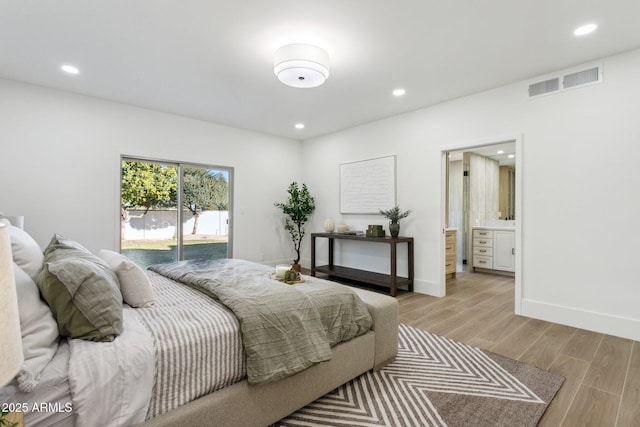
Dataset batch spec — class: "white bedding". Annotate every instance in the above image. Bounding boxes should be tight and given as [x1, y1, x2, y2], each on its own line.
[67, 307, 154, 427]
[68, 271, 244, 426]
[138, 271, 244, 418]
[2, 271, 244, 427]
[4, 262, 367, 426]
[0, 341, 74, 427]
[1, 309, 155, 427]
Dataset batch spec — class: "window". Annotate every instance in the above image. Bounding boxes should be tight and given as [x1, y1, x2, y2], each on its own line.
[120, 157, 233, 268]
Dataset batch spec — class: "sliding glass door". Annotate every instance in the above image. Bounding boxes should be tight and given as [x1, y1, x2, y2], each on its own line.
[120, 157, 232, 268]
[182, 166, 230, 262]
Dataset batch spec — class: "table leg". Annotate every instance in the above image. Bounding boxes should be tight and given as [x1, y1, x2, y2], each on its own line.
[328, 238, 334, 268]
[390, 242, 397, 296]
[408, 240, 414, 292]
[311, 235, 317, 276]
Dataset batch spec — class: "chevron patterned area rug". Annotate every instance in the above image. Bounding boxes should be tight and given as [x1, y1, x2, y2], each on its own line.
[275, 324, 564, 427]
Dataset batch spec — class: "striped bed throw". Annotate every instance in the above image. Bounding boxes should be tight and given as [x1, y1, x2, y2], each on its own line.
[136, 271, 245, 419]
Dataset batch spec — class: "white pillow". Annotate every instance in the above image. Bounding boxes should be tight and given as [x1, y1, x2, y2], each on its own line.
[13, 263, 59, 392]
[98, 249, 155, 308]
[1, 219, 44, 282]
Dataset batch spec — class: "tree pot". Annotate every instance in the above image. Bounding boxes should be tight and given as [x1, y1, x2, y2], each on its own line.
[291, 263, 301, 272]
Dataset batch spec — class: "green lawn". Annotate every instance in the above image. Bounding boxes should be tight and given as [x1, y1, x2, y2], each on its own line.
[122, 239, 228, 269]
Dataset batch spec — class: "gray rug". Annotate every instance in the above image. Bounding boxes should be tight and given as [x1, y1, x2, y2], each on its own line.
[275, 324, 564, 426]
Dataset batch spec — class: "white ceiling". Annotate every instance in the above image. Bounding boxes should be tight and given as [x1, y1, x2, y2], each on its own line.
[2, 1, 640, 140]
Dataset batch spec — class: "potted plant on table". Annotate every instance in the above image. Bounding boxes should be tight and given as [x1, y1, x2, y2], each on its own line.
[274, 182, 316, 271]
[379, 205, 411, 238]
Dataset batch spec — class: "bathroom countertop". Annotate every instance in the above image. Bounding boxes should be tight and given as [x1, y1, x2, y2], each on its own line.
[473, 226, 516, 231]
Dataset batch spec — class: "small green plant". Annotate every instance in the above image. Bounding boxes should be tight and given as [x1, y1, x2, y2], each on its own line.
[0, 411, 19, 427]
[379, 205, 411, 224]
[274, 182, 316, 265]
[283, 269, 301, 283]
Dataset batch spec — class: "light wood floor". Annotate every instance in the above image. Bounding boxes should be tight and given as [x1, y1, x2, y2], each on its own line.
[391, 271, 639, 427]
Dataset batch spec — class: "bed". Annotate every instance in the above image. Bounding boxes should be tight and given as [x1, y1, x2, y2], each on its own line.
[0, 222, 399, 427]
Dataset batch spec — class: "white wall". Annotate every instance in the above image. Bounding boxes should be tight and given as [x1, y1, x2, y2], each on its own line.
[0, 79, 300, 265]
[301, 48, 640, 341]
[2, 48, 639, 341]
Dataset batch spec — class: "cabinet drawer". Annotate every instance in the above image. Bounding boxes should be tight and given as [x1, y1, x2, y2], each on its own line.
[473, 229, 493, 239]
[473, 255, 493, 268]
[445, 230, 456, 240]
[473, 238, 492, 248]
[445, 242, 456, 255]
[473, 246, 493, 256]
[445, 256, 456, 274]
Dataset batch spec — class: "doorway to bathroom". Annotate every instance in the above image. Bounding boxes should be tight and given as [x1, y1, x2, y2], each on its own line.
[441, 135, 522, 314]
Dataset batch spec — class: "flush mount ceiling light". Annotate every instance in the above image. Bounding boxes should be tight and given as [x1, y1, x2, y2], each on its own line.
[392, 88, 406, 97]
[274, 44, 329, 88]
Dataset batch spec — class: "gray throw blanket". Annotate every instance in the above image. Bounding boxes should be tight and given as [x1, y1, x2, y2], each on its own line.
[149, 259, 373, 385]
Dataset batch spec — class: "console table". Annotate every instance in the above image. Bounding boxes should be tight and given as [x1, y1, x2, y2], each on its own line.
[310, 232, 414, 296]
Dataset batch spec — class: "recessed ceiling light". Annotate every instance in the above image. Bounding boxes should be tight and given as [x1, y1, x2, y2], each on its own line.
[497, 150, 504, 154]
[574, 23, 598, 36]
[61, 64, 80, 74]
[508, 154, 515, 159]
[295, 123, 305, 129]
[392, 88, 406, 97]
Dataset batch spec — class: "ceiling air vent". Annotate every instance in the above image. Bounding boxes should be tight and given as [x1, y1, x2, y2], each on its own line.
[528, 64, 602, 99]
[563, 66, 600, 89]
[528, 78, 560, 97]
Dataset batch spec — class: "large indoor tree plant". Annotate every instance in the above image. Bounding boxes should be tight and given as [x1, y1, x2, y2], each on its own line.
[274, 182, 316, 269]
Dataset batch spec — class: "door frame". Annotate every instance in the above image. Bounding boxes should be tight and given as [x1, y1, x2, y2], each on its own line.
[440, 133, 523, 314]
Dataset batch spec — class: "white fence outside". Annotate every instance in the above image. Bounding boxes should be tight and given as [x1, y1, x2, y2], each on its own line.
[123, 209, 229, 240]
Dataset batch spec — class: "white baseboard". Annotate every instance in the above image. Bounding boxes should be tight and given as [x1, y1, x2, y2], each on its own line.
[413, 279, 443, 297]
[521, 298, 640, 341]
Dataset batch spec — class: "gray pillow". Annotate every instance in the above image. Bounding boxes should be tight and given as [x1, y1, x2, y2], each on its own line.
[37, 235, 123, 342]
[43, 233, 92, 255]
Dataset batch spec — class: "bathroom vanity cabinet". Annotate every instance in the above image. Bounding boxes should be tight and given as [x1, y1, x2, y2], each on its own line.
[472, 227, 515, 273]
[445, 228, 457, 279]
